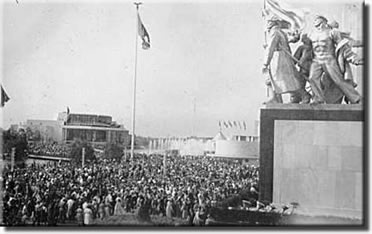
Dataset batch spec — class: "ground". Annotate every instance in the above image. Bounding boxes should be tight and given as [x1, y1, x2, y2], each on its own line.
[89, 212, 363, 227]
[92, 214, 189, 226]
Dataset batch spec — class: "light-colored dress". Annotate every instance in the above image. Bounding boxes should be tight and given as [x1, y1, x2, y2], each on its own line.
[166, 201, 173, 219]
[83, 207, 93, 225]
[114, 198, 125, 216]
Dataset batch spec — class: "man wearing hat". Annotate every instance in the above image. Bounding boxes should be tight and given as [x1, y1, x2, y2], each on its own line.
[262, 16, 311, 104]
[308, 15, 362, 104]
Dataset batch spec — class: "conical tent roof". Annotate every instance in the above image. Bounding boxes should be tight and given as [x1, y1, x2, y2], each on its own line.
[213, 131, 227, 141]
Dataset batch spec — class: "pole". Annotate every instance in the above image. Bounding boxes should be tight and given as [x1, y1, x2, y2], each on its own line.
[131, 2, 142, 161]
[82, 147, 85, 167]
[192, 97, 196, 136]
[11, 147, 15, 172]
[163, 153, 166, 177]
[148, 138, 151, 155]
[263, 0, 270, 98]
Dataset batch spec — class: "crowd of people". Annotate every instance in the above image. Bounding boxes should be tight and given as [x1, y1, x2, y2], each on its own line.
[3, 153, 265, 226]
[28, 142, 70, 158]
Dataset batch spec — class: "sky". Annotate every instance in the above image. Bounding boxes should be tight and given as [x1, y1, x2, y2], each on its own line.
[1, 0, 364, 138]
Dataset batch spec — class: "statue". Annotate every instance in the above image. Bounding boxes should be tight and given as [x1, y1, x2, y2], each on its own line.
[262, 17, 311, 104]
[308, 15, 362, 104]
[291, 34, 313, 103]
[323, 20, 363, 103]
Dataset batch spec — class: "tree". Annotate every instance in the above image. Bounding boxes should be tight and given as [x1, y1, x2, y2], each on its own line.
[25, 127, 33, 141]
[104, 143, 123, 160]
[3, 128, 29, 166]
[69, 139, 95, 165]
[25, 127, 41, 141]
[33, 129, 41, 141]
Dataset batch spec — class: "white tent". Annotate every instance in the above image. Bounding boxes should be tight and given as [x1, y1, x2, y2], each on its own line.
[213, 131, 227, 141]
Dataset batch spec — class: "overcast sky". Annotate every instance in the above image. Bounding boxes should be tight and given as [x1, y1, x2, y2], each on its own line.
[1, 0, 364, 138]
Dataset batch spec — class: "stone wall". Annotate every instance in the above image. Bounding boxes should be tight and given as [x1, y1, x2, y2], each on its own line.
[259, 104, 364, 219]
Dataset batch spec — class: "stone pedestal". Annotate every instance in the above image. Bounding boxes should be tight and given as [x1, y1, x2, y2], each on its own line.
[259, 104, 364, 219]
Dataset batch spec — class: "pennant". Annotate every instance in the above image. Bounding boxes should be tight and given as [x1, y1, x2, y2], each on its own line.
[137, 12, 150, 50]
[228, 121, 233, 128]
[238, 121, 242, 129]
[223, 121, 229, 128]
[243, 121, 247, 131]
[233, 121, 237, 128]
[1, 85, 10, 107]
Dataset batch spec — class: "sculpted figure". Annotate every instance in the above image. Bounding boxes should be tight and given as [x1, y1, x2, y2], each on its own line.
[262, 17, 310, 104]
[308, 16, 362, 104]
[291, 34, 313, 103]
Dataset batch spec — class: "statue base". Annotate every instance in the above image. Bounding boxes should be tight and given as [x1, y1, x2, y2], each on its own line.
[259, 104, 364, 220]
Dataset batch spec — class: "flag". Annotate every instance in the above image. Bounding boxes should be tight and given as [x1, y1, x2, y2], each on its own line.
[263, 0, 307, 32]
[1, 85, 10, 107]
[238, 121, 242, 129]
[223, 121, 229, 128]
[137, 12, 150, 50]
[233, 121, 237, 128]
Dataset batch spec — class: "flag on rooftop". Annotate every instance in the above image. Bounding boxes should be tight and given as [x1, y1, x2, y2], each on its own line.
[1, 85, 10, 107]
[223, 121, 229, 128]
[238, 121, 242, 129]
[137, 12, 150, 50]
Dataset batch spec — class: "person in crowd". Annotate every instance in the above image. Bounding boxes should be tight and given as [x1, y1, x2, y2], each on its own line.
[76, 206, 83, 226]
[98, 201, 105, 220]
[83, 205, 93, 225]
[114, 197, 125, 216]
[166, 199, 174, 220]
[66, 196, 75, 221]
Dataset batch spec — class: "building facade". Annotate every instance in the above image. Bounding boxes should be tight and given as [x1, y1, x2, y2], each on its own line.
[214, 133, 259, 159]
[61, 113, 130, 146]
[24, 112, 130, 147]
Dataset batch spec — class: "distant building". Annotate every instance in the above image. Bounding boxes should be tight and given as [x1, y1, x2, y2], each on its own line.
[146, 132, 258, 159]
[147, 136, 214, 156]
[213, 132, 259, 159]
[62, 112, 130, 146]
[24, 112, 130, 147]
[254, 120, 260, 136]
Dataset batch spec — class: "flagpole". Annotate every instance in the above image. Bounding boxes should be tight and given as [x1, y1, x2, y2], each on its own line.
[131, 2, 142, 161]
[263, 0, 270, 98]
